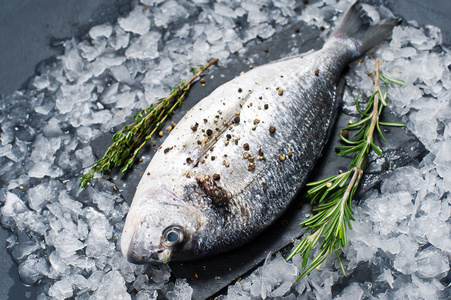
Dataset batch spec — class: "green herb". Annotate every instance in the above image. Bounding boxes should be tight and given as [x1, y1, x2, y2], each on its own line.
[286, 59, 406, 280]
[79, 58, 218, 187]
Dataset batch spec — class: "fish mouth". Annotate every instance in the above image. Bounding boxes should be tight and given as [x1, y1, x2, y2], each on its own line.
[125, 238, 172, 264]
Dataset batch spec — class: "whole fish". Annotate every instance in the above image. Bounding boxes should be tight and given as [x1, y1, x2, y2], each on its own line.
[121, 2, 398, 264]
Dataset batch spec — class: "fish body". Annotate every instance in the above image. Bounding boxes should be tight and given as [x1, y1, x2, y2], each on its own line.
[121, 2, 398, 264]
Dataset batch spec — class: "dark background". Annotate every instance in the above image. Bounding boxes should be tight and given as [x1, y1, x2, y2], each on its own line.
[0, 0, 450, 299]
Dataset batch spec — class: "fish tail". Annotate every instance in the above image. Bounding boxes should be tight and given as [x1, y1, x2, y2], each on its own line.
[329, 1, 401, 55]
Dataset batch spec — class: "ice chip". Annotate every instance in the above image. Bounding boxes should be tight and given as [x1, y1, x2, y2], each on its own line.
[92, 191, 116, 215]
[48, 251, 70, 277]
[133, 274, 151, 291]
[125, 31, 161, 60]
[150, 264, 171, 284]
[48, 277, 74, 299]
[53, 229, 85, 257]
[2, 192, 27, 217]
[335, 283, 364, 299]
[109, 26, 130, 50]
[11, 240, 40, 262]
[43, 117, 63, 137]
[89, 24, 113, 39]
[75, 146, 95, 169]
[0, 144, 18, 162]
[153, 1, 189, 27]
[256, 23, 276, 39]
[415, 247, 449, 279]
[91, 270, 131, 300]
[28, 161, 63, 178]
[136, 290, 158, 300]
[79, 39, 107, 62]
[166, 278, 193, 300]
[76, 126, 94, 142]
[377, 268, 394, 289]
[270, 282, 292, 297]
[118, 7, 150, 35]
[62, 40, 84, 81]
[434, 139, 451, 168]
[18, 256, 49, 285]
[141, 0, 165, 6]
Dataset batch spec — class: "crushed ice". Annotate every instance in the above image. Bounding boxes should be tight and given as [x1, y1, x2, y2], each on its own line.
[0, 0, 449, 299]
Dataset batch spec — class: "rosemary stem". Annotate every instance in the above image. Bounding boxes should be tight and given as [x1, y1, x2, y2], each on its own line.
[288, 58, 404, 281]
[342, 59, 381, 214]
[364, 59, 381, 169]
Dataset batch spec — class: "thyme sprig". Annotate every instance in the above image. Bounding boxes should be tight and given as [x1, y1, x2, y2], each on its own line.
[287, 59, 406, 280]
[79, 58, 218, 187]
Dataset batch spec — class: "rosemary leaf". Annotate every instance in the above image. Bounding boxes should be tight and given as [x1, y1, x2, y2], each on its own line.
[287, 59, 406, 281]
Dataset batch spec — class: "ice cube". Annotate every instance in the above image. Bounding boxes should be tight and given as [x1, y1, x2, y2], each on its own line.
[91, 270, 131, 300]
[79, 39, 107, 62]
[270, 282, 292, 297]
[89, 24, 113, 40]
[334, 283, 364, 299]
[1, 192, 27, 217]
[11, 240, 40, 262]
[53, 229, 85, 257]
[118, 7, 150, 36]
[28, 161, 63, 178]
[109, 26, 130, 50]
[48, 277, 74, 299]
[33, 74, 51, 91]
[125, 31, 161, 60]
[153, 1, 189, 27]
[48, 251, 70, 277]
[136, 290, 158, 300]
[74, 146, 95, 169]
[18, 256, 49, 285]
[62, 40, 84, 81]
[76, 126, 94, 143]
[393, 236, 419, 274]
[415, 246, 449, 279]
[92, 191, 116, 215]
[150, 263, 171, 284]
[377, 268, 394, 289]
[140, 0, 165, 6]
[0, 144, 18, 162]
[166, 278, 193, 300]
[43, 117, 63, 138]
[133, 274, 151, 291]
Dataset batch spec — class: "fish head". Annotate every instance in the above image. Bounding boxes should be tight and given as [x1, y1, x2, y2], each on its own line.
[121, 178, 215, 264]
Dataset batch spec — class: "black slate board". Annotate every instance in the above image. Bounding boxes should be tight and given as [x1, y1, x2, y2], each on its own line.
[90, 20, 426, 300]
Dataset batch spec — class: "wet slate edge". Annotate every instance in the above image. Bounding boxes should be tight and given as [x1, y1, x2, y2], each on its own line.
[90, 22, 426, 300]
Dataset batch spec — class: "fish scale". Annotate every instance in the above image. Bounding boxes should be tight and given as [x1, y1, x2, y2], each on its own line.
[121, 2, 399, 264]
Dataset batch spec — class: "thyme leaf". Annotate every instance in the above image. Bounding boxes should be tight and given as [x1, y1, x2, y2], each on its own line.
[79, 58, 218, 187]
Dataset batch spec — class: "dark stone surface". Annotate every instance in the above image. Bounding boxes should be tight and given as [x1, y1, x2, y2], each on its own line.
[0, 0, 447, 299]
[0, 0, 131, 95]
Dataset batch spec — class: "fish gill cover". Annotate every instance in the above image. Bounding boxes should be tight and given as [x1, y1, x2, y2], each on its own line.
[0, 0, 450, 299]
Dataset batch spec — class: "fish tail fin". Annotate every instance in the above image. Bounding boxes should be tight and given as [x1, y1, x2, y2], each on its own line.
[329, 1, 401, 55]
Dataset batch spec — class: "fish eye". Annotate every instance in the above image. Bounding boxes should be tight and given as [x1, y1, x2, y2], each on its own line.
[162, 225, 184, 247]
[167, 231, 179, 243]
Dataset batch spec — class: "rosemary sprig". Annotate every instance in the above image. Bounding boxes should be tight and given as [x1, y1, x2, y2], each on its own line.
[286, 59, 406, 280]
[79, 58, 218, 187]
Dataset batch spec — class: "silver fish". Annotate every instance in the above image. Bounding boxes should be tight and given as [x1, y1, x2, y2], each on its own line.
[121, 2, 398, 264]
